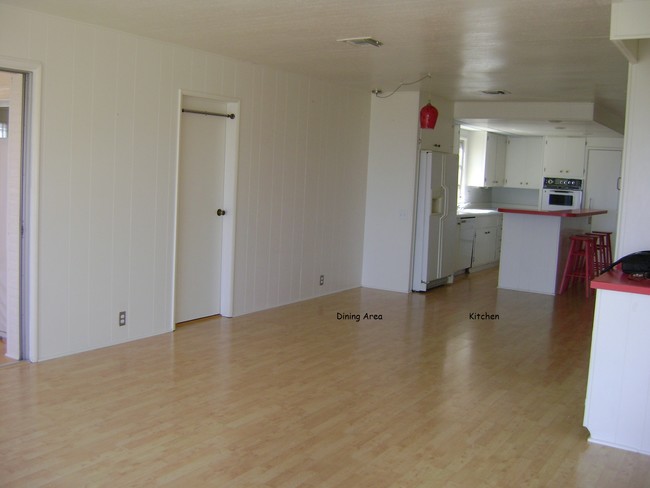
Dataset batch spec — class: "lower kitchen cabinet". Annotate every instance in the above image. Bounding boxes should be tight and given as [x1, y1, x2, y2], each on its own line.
[473, 227, 497, 267]
[456, 216, 476, 272]
[470, 213, 502, 271]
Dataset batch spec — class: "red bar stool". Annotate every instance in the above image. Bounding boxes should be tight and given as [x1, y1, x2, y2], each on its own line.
[559, 234, 598, 297]
[590, 231, 613, 271]
[586, 232, 608, 274]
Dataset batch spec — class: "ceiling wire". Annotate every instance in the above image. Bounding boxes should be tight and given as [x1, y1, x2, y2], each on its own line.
[373, 73, 432, 98]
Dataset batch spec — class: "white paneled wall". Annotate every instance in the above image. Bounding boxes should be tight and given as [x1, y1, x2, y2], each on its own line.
[0, 132, 6, 338]
[0, 4, 370, 360]
[617, 39, 650, 258]
[362, 92, 420, 292]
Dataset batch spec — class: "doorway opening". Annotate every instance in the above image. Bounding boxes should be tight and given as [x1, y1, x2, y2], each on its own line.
[173, 92, 239, 328]
[0, 63, 38, 363]
[585, 148, 623, 252]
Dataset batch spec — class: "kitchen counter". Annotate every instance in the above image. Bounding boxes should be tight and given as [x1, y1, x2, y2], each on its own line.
[497, 208, 607, 295]
[457, 208, 499, 216]
[584, 266, 650, 454]
[497, 208, 607, 218]
[591, 267, 650, 296]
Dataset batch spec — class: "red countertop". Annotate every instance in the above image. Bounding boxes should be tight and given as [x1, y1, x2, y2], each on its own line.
[591, 267, 650, 296]
[497, 208, 607, 218]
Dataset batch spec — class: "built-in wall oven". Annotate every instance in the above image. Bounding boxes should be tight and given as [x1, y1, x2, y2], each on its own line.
[541, 178, 583, 211]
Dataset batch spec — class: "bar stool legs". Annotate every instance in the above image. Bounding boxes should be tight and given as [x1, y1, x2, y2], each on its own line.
[586, 233, 608, 274]
[559, 235, 597, 297]
[591, 231, 613, 271]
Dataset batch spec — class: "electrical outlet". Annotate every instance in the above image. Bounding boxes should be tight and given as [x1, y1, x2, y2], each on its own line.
[119, 311, 126, 327]
[320, 275, 324, 286]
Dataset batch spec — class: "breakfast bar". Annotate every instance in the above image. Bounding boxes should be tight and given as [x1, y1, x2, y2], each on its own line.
[497, 208, 607, 295]
[583, 268, 650, 454]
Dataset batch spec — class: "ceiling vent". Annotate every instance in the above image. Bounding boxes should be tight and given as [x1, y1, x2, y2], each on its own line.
[481, 89, 511, 95]
[337, 37, 383, 47]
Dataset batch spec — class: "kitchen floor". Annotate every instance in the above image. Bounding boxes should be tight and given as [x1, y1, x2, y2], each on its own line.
[0, 337, 17, 366]
[1, 269, 649, 486]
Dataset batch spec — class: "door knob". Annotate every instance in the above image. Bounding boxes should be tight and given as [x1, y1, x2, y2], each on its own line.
[216, 209, 226, 216]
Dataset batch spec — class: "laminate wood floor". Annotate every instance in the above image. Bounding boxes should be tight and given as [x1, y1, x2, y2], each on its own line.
[0, 338, 17, 366]
[1, 269, 649, 487]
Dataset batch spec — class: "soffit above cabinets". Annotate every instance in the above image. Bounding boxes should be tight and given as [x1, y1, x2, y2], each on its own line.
[0, 0, 629, 123]
[455, 101, 624, 138]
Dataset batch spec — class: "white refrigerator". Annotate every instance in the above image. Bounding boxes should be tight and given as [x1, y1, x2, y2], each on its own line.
[412, 151, 459, 292]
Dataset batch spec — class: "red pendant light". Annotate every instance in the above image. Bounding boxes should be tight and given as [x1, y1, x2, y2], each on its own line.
[420, 102, 438, 129]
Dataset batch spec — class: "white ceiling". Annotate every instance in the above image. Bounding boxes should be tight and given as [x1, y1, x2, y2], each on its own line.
[0, 0, 629, 136]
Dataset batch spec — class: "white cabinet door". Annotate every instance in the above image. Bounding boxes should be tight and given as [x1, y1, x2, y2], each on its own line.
[420, 123, 455, 154]
[470, 213, 502, 268]
[456, 217, 475, 271]
[473, 227, 497, 267]
[491, 133, 507, 186]
[419, 95, 456, 154]
[465, 130, 488, 187]
[543, 137, 586, 178]
[466, 131, 506, 187]
[505, 136, 544, 189]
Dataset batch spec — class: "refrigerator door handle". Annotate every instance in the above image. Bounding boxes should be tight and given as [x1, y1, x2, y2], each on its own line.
[441, 184, 448, 219]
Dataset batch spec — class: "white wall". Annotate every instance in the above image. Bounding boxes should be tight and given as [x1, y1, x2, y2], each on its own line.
[617, 39, 650, 257]
[362, 92, 420, 292]
[0, 4, 370, 360]
[0, 126, 6, 337]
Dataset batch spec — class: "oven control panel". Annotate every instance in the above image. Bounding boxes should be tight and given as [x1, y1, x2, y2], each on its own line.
[543, 178, 583, 190]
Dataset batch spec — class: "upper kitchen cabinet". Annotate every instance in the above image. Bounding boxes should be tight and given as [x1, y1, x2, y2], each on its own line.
[419, 94, 457, 154]
[504, 136, 544, 189]
[466, 131, 507, 187]
[543, 137, 586, 178]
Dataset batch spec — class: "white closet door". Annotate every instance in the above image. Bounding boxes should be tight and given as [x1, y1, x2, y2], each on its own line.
[175, 108, 226, 323]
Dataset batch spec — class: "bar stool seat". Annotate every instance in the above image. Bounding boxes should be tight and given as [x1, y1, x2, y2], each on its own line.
[559, 234, 598, 297]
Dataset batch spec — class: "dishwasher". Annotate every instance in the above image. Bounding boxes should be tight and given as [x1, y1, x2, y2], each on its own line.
[456, 216, 475, 272]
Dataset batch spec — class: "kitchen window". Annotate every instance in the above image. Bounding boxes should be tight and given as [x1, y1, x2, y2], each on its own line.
[457, 137, 467, 206]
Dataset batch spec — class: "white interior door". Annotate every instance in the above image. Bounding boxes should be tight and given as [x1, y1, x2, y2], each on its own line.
[175, 98, 227, 323]
[585, 149, 622, 245]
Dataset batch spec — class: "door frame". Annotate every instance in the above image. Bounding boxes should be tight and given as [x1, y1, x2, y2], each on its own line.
[0, 56, 42, 361]
[171, 90, 239, 325]
[584, 147, 623, 254]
